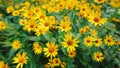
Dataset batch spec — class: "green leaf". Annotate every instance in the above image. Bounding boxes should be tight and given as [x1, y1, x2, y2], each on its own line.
[28, 36, 40, 41]
[9, 48, 16, 58]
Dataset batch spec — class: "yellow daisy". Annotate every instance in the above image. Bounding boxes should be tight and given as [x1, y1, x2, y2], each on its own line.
[94, 0, 106, 4]
[88, 11, 107, 26]
[0, 21, 7, 30]
[43, 42, 58, 59]
[11, 40, 22, 50]
[90, 29, 98, 36]
[59, 20, 72, 32]
[104, 35, 115, 46]
[53, 58, 61, 66]
[68, 50, 76, 58]
[13, 52, 28, 68]
[0, 61, 9, 68]
[61, 33, 80, 51]
[93, 52, 104, 62]
[32, 42, 42, 54]
[94, 37, 102, 47]
[83, 36, 93, 47]
[61, 62, 66, 68]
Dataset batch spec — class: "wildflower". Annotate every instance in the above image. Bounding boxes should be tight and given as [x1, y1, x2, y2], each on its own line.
[90, 29, 98, 36]
[6, 5, 14, 13]
[93, 52, 104, 62]
[61, 33, 79, 51]
[83, 36, 93, 47]
[0, 21, 7, 30]
[43, 42, 58, 59]
[104, 35, 115, 46]
[61, 62, 66, 68]
[32, 42, 42, 54]
[59, 20, 72, 32]
[53, 58, 61, 66]
[94, 37, 102, 47]
[11, 40, 22, 50]
[88, 11, 107, 26]
[0, 61, 9, 68]
[94, 0, 106, 4]
[13, 52, 28, 68]
[68, 50, 76, 58]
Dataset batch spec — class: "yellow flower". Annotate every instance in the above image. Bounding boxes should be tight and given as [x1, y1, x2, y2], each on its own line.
[12, 10, 20, 16]
[40, 17, 53, 30]
[88, 11, 107, 26]
[84, 25, 90, 31]
[79, 28, 86, 34]
[0, 13, 2, 17]
[43, 42, 58, 59]
[0, 61, 9, 68]
[93, 52, 104, 62]
[61, 62, 66, 68]
[94, 37, 102, 47]
[59, 20, 72, 32]
[34, 25, 47, 36]
[104, 35, 115, 46]
[94, 0, 106, 4]
[13, 52, 28, 68]
[61, 33, 80, 51]
[83, 36, 93, 47]
[19, 19, 28, 25]
[23, 19, 37, 32]
[110, 0, 120, 8]
[11, 40, 22, 50]
[68, 50, 76, 58]
[6, 5, 14, 13]
[53, 58, 61, 66]
[0, 21, 7, 30]
[48, 59, 55, 68]
[90, 29, 98, 36]
[32, 42, 42, 54]
[79, 2, 89, 14]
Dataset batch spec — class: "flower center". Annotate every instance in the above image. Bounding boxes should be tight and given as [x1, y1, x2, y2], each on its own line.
[95, 40, 99, 43]
[107, 39, 111, 42]
[19, 58, 24, 63]
[98, 0, 102, 2]
[49, 48, 54, 53]
[44, 22, 50, 27]
[86, 39, 90, 43]
[96, 55, 100, 58]
[67, 40, 73, 46]
[30, 24, 34, 28]
[94, 17, 100, 22]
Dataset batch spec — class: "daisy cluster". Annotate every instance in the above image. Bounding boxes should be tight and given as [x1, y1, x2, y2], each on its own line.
[0, 0, 120, 68]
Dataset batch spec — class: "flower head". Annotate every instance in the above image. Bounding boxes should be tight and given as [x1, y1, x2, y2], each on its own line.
[13, 52, 28, 68]
[43, 42, 58, 59]
[104, 35, 115, 46]
[32, 42, 42, 54]
[61, 33, 80, 51]
[93, 52, 104, 62]
[0, 61, 9, 68]
[11, 40, 22, 50]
